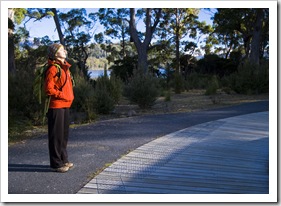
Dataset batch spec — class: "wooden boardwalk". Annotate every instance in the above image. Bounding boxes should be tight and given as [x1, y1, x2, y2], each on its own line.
[77, 112, 269, 194]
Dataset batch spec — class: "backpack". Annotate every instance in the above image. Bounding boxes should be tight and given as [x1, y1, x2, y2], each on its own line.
[33, 63, 65, 125]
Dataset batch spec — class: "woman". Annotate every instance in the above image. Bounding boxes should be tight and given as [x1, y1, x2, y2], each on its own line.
[45, 43, 74, 173]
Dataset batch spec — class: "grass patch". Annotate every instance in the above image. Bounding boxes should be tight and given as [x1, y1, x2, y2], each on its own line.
[9, 125, 47, 146]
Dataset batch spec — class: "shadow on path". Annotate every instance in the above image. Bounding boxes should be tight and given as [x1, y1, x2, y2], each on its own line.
[8, 164, 51, 173]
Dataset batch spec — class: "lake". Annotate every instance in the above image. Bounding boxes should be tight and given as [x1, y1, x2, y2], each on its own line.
[88, 70, 111, 79]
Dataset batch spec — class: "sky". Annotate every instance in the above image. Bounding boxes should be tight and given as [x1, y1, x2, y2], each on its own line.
[22, 8, 215, 42]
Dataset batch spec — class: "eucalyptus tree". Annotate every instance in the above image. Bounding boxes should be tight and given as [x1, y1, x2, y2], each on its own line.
[91, 8, 162, 74]
[59, 8, 92, 78]
[94, 8, 130, 59]
[213, 8, 269, 65]
[249, 8, 268, 65]
[8, 8, 27, 74]
[129, 8, 162, 73]
[50, 8, 65, 46]
[159, 8, 200, 74]
[213, 9, 249, 59]
[23, 8, 65, 46]
[182, 19, 214, 66]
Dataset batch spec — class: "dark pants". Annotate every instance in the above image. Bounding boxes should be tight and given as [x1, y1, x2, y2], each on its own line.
[47, 108, 70, 168]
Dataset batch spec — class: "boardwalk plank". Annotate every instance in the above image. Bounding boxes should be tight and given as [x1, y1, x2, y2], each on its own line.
[77, 112, 269, 194]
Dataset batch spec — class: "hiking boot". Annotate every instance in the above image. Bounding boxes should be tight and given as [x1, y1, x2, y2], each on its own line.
[64, 162, 74, 168]
[52, 166, 69, 173]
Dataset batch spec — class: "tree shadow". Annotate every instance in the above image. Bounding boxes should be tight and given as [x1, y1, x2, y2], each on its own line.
[8, 164, 51, 172]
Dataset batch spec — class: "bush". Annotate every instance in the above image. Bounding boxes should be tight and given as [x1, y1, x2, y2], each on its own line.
[72, 74, 96, 121]
[223, 60, 269, 94]
[164, 89, 172, 102]
[205, 75, 220, 95]
[124, 70, 160, 109]
[93, 84, 115, 114]
[106, 75, 123, 104]
[110, 56, 137, 83]
[9, 61, 43, 126]
[184, 72, 212, 90]
[173, 73, 185, 94]
[93, 75, 123, 114]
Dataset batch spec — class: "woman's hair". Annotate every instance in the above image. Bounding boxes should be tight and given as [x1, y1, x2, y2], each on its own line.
[48, 43, 63, 60]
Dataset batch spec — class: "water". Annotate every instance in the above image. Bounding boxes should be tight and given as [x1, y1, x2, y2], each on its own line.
[88, 70, 111, 79]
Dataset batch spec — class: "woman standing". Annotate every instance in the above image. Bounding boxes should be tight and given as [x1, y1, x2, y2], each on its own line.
[45, 43, 74, 173]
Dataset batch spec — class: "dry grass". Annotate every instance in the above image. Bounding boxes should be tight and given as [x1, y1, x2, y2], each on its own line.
[113, 89, 269, 117]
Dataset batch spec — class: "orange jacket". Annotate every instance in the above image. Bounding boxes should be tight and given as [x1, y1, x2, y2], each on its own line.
[44, 59, 74, 108]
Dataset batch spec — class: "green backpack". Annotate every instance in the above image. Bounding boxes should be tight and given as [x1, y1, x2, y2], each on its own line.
[33, 63, 64, 125]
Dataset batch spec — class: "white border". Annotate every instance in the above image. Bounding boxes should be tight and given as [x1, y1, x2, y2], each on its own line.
[1, 0, 278, 203]
[0, 0, 277, 8]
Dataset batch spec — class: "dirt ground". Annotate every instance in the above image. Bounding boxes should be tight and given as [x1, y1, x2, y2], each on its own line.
[111, 89, 269, 118]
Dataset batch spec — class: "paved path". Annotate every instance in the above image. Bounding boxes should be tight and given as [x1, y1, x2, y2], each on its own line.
[8, 101, 269, 194]
[77, 112, 269, 194]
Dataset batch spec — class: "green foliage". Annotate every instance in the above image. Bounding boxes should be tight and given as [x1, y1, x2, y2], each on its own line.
[172, 73, 185, 94]
[107, 75, 123, 104]
[222, 60, 269, 94]
[13, 8, 27, 25]
[93, 75, 123, 114]
[205, 75, 219, 95]
[110, 56, 137, 83]
[164, 90, 172, 102]
[72, 74, 96, 120]
[93, 84, 115, 115]
[8, 60, 43, 133]
[184, 72, 210, 90]
[124, 70, 160, 109]
[197, 54, 237, 77]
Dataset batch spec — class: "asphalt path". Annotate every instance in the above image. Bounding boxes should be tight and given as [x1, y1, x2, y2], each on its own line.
[8, 100, 268, 194]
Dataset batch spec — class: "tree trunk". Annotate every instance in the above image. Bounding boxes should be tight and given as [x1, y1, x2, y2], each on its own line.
[8, 9, 16, 75]
[121, 20, 126, 59]
[137, 49, 148, 73]
[129, 8, 161, 74]
[51, 8, 65, 46]
[129, 9, 149, 73]
[175, 9, 180, 74]
[249, 9, 264, 66]
[8, 32, 16, 75]
[243, 34, 251, 59]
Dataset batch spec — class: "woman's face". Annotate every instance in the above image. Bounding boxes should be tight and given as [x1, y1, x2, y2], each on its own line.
[56, 46, 67, 59]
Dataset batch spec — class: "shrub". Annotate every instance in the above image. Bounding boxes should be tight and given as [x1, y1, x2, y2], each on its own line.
[9, 60, 43, 126]
[173, 73, 185, 94]
[109, 56, 137, 83]
[106, 75, 123, 104]
[184, 72, 212, 90]
[223, 60, 269, 94]
[205, 75, 219, 95]
[72, 74, 96, 121]
[93, 75, 123, 114]
[164, 89, 171, 102]
[93, 84, 115, 114]
[124, 70, 160, 109]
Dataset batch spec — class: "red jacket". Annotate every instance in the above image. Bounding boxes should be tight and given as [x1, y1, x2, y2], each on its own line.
[44, 59, 74, 108]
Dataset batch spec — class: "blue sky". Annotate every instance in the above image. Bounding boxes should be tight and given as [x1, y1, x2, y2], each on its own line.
[23, 8, 215, 42]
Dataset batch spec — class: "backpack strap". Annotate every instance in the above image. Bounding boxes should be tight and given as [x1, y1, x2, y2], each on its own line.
[42, 64, 64, 125]
[47, 63, 67, 91]
[58, 68, 67, 91]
